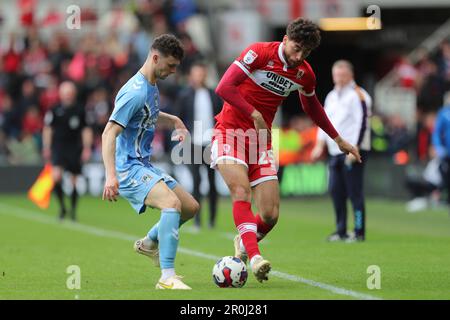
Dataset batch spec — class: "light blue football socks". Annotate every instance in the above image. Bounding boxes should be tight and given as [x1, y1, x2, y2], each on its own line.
[147, 217, 187, 242]
[158, 208, 180, 269]
[148, 222, 160, 242]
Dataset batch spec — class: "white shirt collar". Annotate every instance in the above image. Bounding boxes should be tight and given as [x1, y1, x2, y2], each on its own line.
[278, 42, 288, 71]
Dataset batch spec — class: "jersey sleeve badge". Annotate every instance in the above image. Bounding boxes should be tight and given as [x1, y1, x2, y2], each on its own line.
[243, 50, 258, 65]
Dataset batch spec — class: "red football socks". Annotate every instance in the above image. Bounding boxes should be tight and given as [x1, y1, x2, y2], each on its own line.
[255, 214, 274, 242]
[233, 201, 260, 259]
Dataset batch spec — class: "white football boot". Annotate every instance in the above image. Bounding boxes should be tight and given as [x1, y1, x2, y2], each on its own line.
[133, 238, 159, 267]
[250, 255, 271, 283]
[155, 275, 192, 290]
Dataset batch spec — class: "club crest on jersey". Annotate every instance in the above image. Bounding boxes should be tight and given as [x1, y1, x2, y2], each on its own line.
[142, 174, 153, 183]
[296, 70, 305, 79]
[266, 60, 274, 68]
[243, 50, 258, 65]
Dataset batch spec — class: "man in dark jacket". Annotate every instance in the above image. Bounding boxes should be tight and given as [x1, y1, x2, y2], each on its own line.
[175, 62, 222, 229]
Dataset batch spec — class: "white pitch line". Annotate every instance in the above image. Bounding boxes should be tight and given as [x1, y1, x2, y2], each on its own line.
[0, 203, 381, 300]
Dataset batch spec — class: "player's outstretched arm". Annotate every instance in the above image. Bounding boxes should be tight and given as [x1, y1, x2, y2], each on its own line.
[334, 136, 361, 163]
[158, 111, 188, 142]
[101, 121, 123, 201]
[299, 92, 361, 163]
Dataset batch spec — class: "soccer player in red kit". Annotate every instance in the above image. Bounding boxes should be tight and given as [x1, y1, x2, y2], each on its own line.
[211, 18, 361, 282]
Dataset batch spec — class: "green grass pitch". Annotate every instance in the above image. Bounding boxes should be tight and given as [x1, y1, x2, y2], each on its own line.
[0, 194, 449, 300]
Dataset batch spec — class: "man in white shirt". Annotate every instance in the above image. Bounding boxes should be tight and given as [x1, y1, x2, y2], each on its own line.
[311, 60, 371, 242]
[175, 62, 222, 229]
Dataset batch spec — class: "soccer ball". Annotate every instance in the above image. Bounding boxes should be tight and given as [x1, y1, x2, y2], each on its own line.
[212, 256, 248, 288]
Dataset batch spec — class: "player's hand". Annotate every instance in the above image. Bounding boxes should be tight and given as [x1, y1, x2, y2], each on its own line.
[252, 110, 271, 144]
[103, 176, 119, 202]
[345, 151, 359, 164]
[334, 136, 362, 163]
[172, 117, 189, 143]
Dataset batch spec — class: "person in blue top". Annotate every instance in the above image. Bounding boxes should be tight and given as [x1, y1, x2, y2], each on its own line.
[102, 34, 199, 290]
[432, 92, 450, 210]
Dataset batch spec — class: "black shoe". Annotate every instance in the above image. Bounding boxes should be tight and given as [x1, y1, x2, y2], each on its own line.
[59, 208, 67, 220]
[70, 209, 77, 222]
[326, 232, 348, 242]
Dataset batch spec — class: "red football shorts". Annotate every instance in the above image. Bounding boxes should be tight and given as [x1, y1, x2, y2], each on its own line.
[210, 124, 278, 187]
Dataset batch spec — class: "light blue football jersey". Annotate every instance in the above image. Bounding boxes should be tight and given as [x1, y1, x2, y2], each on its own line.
[109, 72, 160, 171]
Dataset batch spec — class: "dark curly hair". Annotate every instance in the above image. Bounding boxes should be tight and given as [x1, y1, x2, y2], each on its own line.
[151, 34, 184, 61]
[286, 18, 321, 50]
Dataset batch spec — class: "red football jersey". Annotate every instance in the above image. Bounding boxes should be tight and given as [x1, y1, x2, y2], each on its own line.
[215, 41, 316, 130]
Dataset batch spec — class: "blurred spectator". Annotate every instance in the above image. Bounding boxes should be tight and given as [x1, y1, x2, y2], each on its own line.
[416, 112, 436, 162]
[85, 88, 111, 160]
[2, 35, 22, 75]
[0, 58, 8, 89]
[437, 39, 450, 91]
[311, 60, 372, 242]
[22, 105, 43, 137]
[405, 149, 442, 212]
[132, 26, 152, 65]
[1, 94, 21, 138]
[394, 55, 417, 89]
[39, 76, 59, 114]
[431, 91, 450, 209]
[416, 59, 445, 114]
[177, 32, 204, 77]
[22, 38, 50, 78]
[46, 34, 72, 76]
[385, 114, 411, 156]
[98, 4, 139, 40]
[16, 78, 39, 125]
[170, 0, 197, 31]
[18, 0, 36, 27]
[152, 14, 171, 37]
[174, 62, 222, 229]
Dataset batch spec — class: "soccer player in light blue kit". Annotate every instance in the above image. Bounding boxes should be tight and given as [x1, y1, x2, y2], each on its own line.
[102, 34, 199, 290]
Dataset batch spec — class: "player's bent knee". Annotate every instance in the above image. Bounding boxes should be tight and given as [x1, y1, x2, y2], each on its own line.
[164, 196, 182, 212]
[146, 189, 182, 212]
[229, 184, 251, 202]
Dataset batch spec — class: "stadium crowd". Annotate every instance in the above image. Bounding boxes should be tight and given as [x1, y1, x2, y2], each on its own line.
[0, 0, 204, 165]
